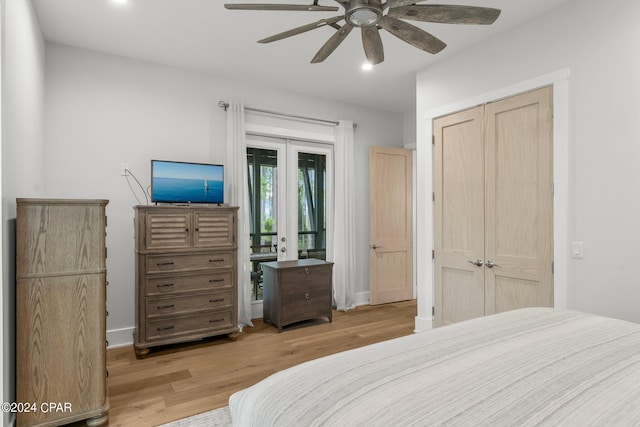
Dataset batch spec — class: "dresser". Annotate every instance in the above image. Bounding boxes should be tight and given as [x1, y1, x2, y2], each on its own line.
[262, 259, 334, 332]
[16, 198, 109, 427]
[134, 205, 239, 357]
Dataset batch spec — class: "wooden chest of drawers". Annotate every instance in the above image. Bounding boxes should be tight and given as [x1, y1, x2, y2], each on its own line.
[134, 205, 239, 357]
[16, 198, 109, 427]
[262, 259, 334, 332]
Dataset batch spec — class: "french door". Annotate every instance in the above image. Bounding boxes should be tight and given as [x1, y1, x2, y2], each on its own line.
[246, 135, 333, 301]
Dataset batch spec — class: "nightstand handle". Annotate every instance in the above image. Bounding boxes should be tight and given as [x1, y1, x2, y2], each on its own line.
[305, 292, 310, 300]
[305, 267, 310, 274]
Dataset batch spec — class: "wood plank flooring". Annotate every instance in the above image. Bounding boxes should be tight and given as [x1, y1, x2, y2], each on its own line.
[105, 300, 416, 426]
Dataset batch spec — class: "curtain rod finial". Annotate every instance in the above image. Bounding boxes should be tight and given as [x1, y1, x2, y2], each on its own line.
[218, 101, 229, 111]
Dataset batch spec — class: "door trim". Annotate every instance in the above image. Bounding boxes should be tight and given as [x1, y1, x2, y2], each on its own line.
[416, 68, 571, 332]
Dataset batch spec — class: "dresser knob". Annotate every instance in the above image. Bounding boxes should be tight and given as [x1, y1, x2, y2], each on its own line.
[304, 292, 310, 300]
[305, 267, 310, 274]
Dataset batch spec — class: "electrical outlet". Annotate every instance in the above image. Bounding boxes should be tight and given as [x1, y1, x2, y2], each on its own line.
[120, 163, 129, 176]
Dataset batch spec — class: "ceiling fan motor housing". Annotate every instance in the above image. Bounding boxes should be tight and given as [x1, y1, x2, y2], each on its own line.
[345, 0, 383, 27]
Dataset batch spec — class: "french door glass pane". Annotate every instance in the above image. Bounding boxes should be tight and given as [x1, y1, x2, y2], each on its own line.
[247, 148, 278, 301]
[297, 153, 326, 261]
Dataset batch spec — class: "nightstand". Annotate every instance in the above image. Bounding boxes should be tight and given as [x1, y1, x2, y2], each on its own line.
[262, 259, 334, 332]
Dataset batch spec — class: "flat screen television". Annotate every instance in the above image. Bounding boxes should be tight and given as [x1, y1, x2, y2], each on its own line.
[151, 160, 224, 204]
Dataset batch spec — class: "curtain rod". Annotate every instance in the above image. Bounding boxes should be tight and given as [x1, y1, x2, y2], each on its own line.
[218, 101, 357, 129]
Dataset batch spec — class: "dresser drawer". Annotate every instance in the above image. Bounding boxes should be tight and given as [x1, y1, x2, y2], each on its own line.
[146, 291, 233, 318]
[146, 252, 233, 273]
[146, 310, 233, 341]
[145, 271, 232, 296]
[279, 265, 332, 286]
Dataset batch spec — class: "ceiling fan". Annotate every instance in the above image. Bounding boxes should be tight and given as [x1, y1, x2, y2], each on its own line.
[224, 0, 501, 64]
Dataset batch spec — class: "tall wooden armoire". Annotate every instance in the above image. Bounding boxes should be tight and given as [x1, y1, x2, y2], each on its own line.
[16, 198, 109, 427]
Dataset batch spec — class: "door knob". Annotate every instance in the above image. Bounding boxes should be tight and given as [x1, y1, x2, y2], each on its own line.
[486, 260, 497, 268]
[280, 247, 287, 253]
[370, 244, 380, 250]
[468, 259, 483, 267]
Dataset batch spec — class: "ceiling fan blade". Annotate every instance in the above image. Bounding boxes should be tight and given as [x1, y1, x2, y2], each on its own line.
[258, 15, 344, 43]
[378, 16, 446, 54]
[388, 5, 501, 25]
[311, 24, 354, 63]
[361, 27, 384, 65]
[225, 4, 339, 11]
[386, 0, 428, 8]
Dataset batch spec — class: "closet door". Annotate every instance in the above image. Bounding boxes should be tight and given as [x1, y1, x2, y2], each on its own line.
[433, 86, 553, 327]
[484, 86, 554, 314]
[433, 106, 485, 326]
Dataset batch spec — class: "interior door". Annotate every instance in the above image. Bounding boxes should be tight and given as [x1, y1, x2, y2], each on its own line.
[433, 107, 486, 325]
[484, 86, 554, 314]
[369, 146, 413, 305]
[433, 86, 553, 326]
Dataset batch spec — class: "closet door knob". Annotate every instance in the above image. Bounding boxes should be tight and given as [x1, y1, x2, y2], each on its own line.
[468, 259, 483, 267]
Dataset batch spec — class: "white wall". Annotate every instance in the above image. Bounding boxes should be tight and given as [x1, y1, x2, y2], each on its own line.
[43, 43, 404, 346]
[416, 0, 640, 324]
[1, 0, 46, 425]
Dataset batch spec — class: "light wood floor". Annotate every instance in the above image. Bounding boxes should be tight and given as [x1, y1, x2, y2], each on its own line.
[106, 300, 417, 426]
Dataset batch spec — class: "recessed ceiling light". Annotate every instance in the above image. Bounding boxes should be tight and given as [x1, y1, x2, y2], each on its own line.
[362, 62, 373, 71]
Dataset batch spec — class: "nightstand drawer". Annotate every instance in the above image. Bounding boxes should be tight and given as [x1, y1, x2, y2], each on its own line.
[282, 287, 331, 305]
[279, 265, 331, 286]
[146, 291, 232, 318]
[146, 310, 233, 341]
[145, 271, 232, 296]
[146, 252, 233, 273]
[280, 279, 330, 295]
[281, 289, 331, 324]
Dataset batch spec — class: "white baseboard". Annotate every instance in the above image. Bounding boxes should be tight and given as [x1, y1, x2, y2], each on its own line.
[353, 292, 370, 307]
[106, 327, 134, 349]
[414, 315, 433, 333]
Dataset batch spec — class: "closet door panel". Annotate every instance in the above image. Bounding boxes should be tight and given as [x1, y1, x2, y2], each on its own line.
[434, 106, 485, 326]
[485, 86, 554, 314]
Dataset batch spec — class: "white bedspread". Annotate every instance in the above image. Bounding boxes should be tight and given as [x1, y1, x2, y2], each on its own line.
[229, 308, 640, 426]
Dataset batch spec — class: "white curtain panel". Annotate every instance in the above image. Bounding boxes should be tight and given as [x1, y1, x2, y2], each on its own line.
[226, 101, 254, 328]
[333, 120, 356, 310]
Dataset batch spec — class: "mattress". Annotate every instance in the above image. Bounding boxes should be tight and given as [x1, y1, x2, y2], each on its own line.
[229, 308, 640, 426]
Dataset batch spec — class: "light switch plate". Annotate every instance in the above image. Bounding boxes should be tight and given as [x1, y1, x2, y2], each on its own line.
[571, 242, 583, 259]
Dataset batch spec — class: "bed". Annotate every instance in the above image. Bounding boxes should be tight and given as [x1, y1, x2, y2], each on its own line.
[229, 308, 640, 426]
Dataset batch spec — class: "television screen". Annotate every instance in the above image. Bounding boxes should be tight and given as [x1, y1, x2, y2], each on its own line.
[151, 160, 224, 204]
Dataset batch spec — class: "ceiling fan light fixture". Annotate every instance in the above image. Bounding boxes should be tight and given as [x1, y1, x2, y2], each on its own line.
[361, 62, 374, 71]
[345, 0, 383, 27]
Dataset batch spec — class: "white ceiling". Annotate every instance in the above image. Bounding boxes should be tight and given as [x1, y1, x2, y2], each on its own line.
[32, 0, 572, 113]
